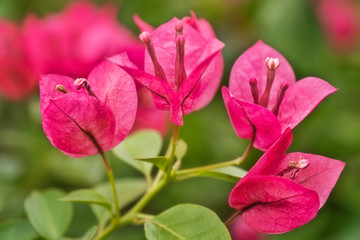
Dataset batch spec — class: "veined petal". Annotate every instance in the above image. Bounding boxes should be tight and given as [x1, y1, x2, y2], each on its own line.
[39, 74, 86, 114]
[222, 87, 282, 150]
[246, 128, 293, 176]
[109, 53, 176, 103]
[88, 59, 138, 147]
[179, 40, 224, 114]
[229, 40, 296, 109]
[145, 18, 219, 89]
[42, 93, 115, 157]
[284, 152, 345, 208]
[229, 175, 319, 234]
[278, 77, 338, 131]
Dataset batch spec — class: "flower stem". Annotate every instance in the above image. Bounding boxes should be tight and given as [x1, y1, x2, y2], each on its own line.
[225, 210, 242, 226]
[94, 124, 181, 240]
[166, 125, 180, 178]
[100, 151, 120, 220]
[174, 141, 253, 180]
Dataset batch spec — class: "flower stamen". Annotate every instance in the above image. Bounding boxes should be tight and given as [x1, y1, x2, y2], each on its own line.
[271, 81, 289, 116]
[277, 158, 309, 180]
[55, 85, 69, 94]
[74, 78, 97, 98]
[249, 78, 259, 104]
[140, 31, 168, 82]
[175, 35, 186, 89]
[259, 57, 280, 108]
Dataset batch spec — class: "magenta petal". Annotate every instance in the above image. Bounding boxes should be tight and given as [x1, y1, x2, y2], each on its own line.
[145, 18, 220, 89]
[284, 152, 345, 208]
[222, 87, 282, 150]
[133, 14, 155, 33]
[42, 93, 115, 157]
[179, 41, 224, 114]
[39, 74, 86, 114]
[87, 60, 138, 147]
[191, 52, 223, 112]
[169, 97, 183, 125]
[247, 128, 293, 176]
[229, 175, 320, 234]
[109, 53, 175, 101]
[278, 77, 338, 130]
[229, 41, 296, 108]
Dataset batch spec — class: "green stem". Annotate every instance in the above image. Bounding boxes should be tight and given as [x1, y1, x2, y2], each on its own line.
[94, 169, 168, 240]
[100, 151, 120, 220]
[174, 140, 253, 180]
[224, 210, 242, 226]
[94, 124, 181, 240]
[166, 125, 180, 178]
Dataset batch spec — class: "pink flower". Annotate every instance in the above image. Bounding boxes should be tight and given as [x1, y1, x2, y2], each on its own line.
[230, 216, 266, 240]
[0, 18, 37, 101]
[316, 0, 360, 52]
[131, 87, 169, 135]
[23, 1, 143, 78]
[223, 41, 337, 150]
[40, 60, 137, 157]
[110, 14, 224, 125]
[229, 128, 345, 234]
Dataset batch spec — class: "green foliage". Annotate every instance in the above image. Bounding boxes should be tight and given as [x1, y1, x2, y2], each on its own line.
[24, 189, 73, 239]
[175, 139, 187, 162]
[60, 189, 112, 211]
[198, 166, 247, 182]
[135, 156, 169, 172]
[144, 204, 231, 240]
[113, 130, 163, 176]
[80, 226, 98, 240]
[91, 178, 147, 224]
[0, 220, 38, 240]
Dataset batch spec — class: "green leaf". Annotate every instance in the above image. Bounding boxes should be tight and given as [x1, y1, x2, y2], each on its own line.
[175, 139, 187, 162]
[113, 130, 163, 175]
[50, 155, 105, 187]
[199, 166, 247, 183]
[24, 189, 73, 240]
[145, 204, 231, 240]
[60, 189, 111, 211]
[136, 156, 169, 171]
[80, 226, 98, 240]
[91, 178, 147, 224]
[0, 220, 38, 240]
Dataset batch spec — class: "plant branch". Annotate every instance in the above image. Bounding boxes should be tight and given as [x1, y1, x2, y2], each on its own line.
[174, 140, 253, 179]
[100, 151, 120, 220]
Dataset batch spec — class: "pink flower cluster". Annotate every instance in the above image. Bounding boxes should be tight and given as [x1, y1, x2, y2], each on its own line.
[31, 3, 344, 237]
[0, 1, 167, 134]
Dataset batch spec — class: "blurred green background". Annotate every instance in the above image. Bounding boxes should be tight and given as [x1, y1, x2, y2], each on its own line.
[1, 0, 360, 239]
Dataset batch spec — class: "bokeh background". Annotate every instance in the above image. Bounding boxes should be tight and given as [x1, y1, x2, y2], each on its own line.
[1, 0, 360, 239]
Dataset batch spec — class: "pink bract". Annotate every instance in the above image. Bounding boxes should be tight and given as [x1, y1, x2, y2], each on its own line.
[0, 18, 37, 101]
[40, 60, 137, 157]
[229, 129, 345, 234]
[23, 1, 143, 78]
[230, 216, 266, 240]
[110, 13, 224, 125]
[223, 41, 337, 150]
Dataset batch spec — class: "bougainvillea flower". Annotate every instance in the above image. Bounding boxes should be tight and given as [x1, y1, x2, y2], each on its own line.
[131, 87, 169, 135]
[110, 15, 224, 125]
[40, 60, 137, 157]
[0, 18, 37, 101]
[315, 0, 359, 52]
[23, 1, 143, 78]
[223, 41, 337, 150]
[230, 216, 266, 240]
[229, 128, 345, 234]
